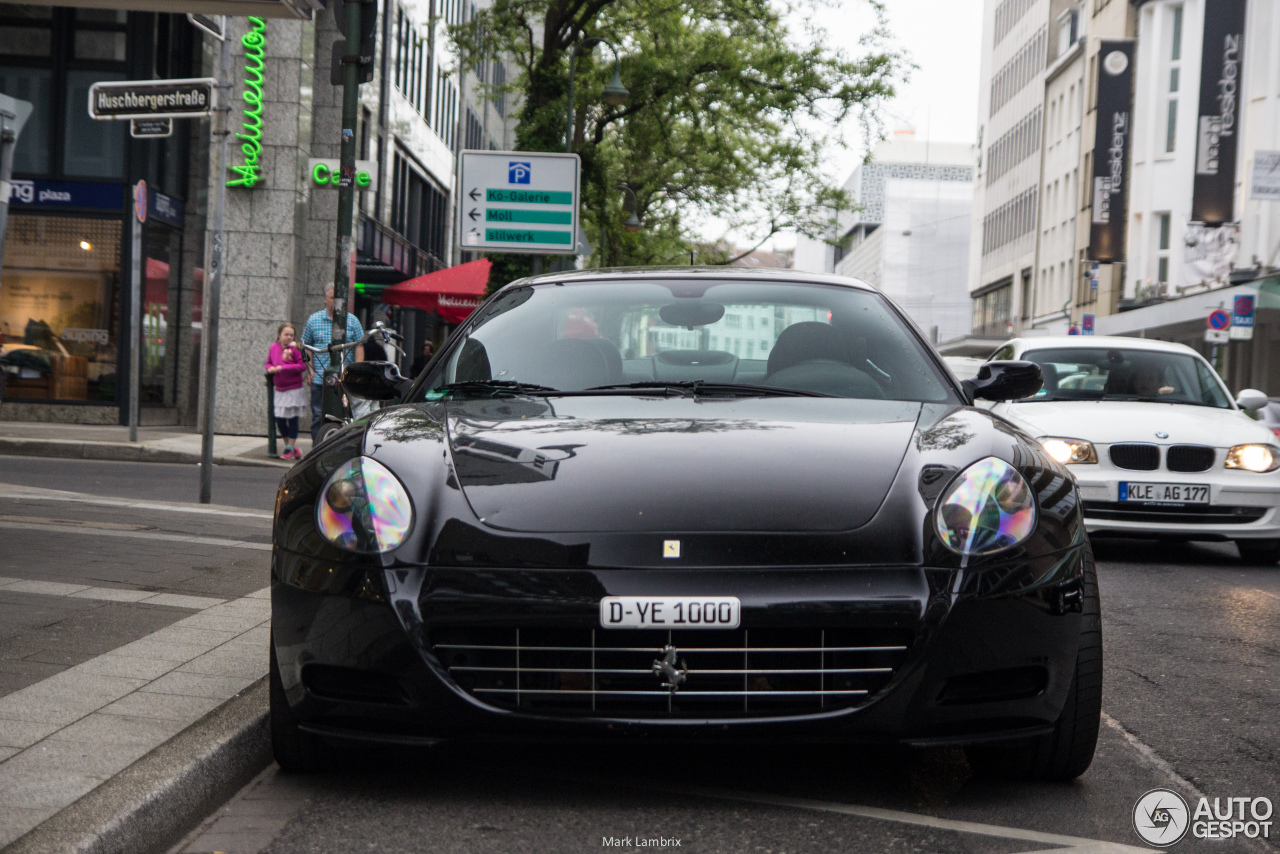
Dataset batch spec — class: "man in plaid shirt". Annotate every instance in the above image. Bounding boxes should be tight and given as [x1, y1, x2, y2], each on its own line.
[301, 285, 364, 440]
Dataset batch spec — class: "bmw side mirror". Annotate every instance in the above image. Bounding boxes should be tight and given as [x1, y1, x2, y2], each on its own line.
[1235, 388, 1268, 411]
[962, 360, 1043, 403]
[342, 361, 412, 401]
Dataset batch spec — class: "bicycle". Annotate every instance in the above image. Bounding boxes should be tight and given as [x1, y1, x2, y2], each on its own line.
[300, 321, 402, 445]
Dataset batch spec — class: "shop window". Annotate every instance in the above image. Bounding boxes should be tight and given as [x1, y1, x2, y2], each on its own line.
[0, 67, 52, 173]
[73, 30, 126, 61]
[63, 69, 126, 178]
[141, 226, 182, 406]
[0, 215, 121, 402]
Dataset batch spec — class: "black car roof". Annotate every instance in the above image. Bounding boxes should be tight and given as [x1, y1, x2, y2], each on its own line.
[498, 266, 877, 293]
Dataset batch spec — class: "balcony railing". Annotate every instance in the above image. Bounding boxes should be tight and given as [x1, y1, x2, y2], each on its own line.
[357, 212, 445, 279]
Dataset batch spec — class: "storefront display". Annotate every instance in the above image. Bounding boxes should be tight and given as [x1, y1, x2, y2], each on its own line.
[0, 215, 121, 401]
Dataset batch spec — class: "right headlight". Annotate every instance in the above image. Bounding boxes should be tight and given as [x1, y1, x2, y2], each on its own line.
[934, 457, 1038, 557]
[315, 456, 413, 553]
[1225, 444, 1280, 473]
[1038, 437, 1098, 464]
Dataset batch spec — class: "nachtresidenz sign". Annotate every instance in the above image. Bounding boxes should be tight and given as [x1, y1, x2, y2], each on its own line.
[88, 78, 218, 120]
[1088, 40, 1134, 263]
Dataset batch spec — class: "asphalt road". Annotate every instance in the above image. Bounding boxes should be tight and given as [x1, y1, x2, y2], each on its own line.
[172, 538, 1280, 854]
[0, 455, 286, 510]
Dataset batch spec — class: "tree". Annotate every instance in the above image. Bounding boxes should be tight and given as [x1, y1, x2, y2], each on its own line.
[451, 0, 906, 286]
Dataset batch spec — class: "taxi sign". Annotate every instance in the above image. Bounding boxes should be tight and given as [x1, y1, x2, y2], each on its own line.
[1230, 294, 1255, 340]
[457, 151, 580, 254]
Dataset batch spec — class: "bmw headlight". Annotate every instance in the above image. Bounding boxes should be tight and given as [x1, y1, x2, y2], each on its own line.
[316, 456, 413, 553]
[935, 457, 1037, 556]
[1038, 437, 1097, 464]
[1225, 444, 1280, 473]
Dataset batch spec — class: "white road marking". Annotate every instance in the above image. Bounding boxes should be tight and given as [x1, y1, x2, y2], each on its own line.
[0, 520, 271, 551]
[585, 778, 1151, 852]
[0, 576, 226, 610]
[0, 483, 273, 521]
[1101, 712, 1206, 804]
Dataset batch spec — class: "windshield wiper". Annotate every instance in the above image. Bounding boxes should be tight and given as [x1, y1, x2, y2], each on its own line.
[584, 381, 832, 398]
[433, 380, 560, 397]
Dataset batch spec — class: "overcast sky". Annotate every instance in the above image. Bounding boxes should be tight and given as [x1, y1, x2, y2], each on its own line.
[705, 0, 984, 251]
[816, 0, 984, 178]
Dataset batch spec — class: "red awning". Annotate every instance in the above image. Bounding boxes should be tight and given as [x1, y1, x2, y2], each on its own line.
[379, 258, 491, 324]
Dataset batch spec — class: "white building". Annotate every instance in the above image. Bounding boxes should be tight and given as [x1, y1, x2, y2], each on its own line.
[796, 135, 975, 344]
[969, 0, 1051, 338]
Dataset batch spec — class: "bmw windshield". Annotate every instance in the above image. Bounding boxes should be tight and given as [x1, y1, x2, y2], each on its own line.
[1017, 347, 1231, 408]
[419, 279, 958, 402]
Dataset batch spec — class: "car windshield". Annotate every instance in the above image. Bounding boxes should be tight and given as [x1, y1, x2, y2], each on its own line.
[421, 279, 956, 402]
[1016, 347, 1231, 408]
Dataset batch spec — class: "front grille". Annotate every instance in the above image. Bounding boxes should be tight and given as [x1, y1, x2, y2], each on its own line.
[1109, 443, 1160, 470]
[1085, 502, 1267, 525]
[431, 627, 913, 718]
[1166, 445, 1216, 472]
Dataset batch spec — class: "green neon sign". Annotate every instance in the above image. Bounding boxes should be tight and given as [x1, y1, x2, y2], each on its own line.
[312, 162, 372, 188]
[227, 17, 266, 188]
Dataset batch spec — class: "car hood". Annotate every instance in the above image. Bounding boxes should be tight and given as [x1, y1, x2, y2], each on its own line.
[442, 396, 922, 534]
[1000, 399, 1273, 446]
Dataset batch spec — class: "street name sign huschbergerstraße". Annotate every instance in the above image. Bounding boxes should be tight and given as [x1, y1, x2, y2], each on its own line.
[88, 78, 218, 121]
[458, 151, 581, 254]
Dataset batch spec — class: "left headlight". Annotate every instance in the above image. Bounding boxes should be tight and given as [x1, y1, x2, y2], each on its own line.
[316, 456, 413, 553]
[1225, 444, 1280, 473]
[934, 457, 1037, 557]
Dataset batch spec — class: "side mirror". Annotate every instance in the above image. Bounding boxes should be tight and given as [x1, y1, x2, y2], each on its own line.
[962, 360, 1043, 402]
[1235, 388, 1268, 411]
[342, 361, 411, 401]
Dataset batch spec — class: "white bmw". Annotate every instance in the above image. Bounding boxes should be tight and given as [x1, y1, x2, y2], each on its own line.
[983, 336, 1280, 564]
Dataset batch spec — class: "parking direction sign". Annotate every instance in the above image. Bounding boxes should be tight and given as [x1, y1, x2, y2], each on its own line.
[458, 151, 580, 254]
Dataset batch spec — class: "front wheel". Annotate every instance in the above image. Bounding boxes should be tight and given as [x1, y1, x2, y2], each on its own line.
[1236, 539, 1280, 565]
[967, 544, 1102, 782]
[314, 420, 342, 447]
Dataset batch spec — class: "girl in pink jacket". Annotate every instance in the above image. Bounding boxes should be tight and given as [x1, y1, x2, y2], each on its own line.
[265, 323, 308, 459]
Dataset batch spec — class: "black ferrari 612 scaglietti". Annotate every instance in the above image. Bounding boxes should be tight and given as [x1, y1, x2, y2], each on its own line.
[270, 268, 1100, 781]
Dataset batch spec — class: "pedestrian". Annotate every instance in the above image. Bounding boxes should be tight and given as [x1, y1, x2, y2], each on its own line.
[301, 285, 364, 441]
[410, 341, 434, 376]
[264, 323, 308, 459]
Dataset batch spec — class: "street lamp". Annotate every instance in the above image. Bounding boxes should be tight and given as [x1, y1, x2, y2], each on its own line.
[615, 184, 643, 232]
[566, 37, 628, 153]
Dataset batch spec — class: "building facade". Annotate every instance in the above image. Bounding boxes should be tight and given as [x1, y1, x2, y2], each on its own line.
[0, 1, 516, 433]
[795, 135, 975, 345]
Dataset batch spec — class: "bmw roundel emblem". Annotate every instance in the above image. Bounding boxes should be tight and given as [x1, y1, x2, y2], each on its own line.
[1155, 431, 1169, 439]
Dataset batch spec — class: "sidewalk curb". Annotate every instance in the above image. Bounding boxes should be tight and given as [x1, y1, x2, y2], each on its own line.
[0, 438, 289, 469]
[2, 678, 272, 854]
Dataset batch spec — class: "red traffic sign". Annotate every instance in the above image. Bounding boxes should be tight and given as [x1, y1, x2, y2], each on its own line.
[1207, 309, 1231, 330]
[133, 180, 147, 223]
[1068, 325, 1080, 336]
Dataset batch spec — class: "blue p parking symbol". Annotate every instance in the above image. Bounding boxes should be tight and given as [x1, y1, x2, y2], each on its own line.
[508, 162, 531, 184]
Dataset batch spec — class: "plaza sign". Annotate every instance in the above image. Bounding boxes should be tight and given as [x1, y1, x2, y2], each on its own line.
[87, 77, 217, 120]
[458, 151, 581, 254]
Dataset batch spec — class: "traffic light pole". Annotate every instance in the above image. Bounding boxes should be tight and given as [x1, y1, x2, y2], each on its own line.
[330, 0, 366, 362]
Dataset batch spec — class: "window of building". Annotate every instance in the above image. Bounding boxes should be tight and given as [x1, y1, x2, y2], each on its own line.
[971, 281, 1013, 337]
[1057, 9, 1078, 55]
[493, 60, 507, 117]
[391, 152, 448, 262]
[0, 215, 121, 402]
[1164, 6, 1183, 153]
[393, 6, 430, 117]
[1155, 212, 1171, 283]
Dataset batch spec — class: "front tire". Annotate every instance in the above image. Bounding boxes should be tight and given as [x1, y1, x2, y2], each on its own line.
[967, 544, 1102, 782]
[269, 635, 325, 772]
[314, 421, 341, 446]
[1236, 539, 1280, 565]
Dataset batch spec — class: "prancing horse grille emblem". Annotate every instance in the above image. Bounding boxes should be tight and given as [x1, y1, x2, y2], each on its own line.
[652, 645, 689, 693]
